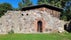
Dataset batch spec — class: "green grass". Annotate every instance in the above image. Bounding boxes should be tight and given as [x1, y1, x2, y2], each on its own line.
[0, 33, 71, 40]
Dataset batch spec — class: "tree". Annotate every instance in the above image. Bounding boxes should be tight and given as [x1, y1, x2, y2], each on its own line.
[22, 0, 32, 7]
[38, 0, 70, 8]
[38, 0, 49, 4]
[65, 1, 71, 21]
[0, 3, 12, 17]
[18, 0, 33, 10]
[18, 2, 23, 9]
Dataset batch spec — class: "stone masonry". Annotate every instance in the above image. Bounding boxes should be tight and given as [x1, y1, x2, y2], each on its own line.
[0, 8, 64, 34]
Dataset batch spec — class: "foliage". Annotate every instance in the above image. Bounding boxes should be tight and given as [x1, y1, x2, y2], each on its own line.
[22, 0, 32, 7]
[18, 2, 23, 9]
[38, 0, 49, 4]
[60, 1, 71, 21]
[18, 0, 33, 10]
[60, 15, 67, 21]
[8, 29, 14, 34]
[65, 1, 71, 21]
[0, 3, 12, 17]
[38, 0, 70, 8]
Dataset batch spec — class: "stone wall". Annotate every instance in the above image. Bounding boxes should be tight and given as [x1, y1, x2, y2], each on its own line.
[0, 8, 64, 34]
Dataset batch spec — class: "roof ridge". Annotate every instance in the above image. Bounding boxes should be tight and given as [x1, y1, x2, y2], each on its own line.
[21, 4, 63, 12]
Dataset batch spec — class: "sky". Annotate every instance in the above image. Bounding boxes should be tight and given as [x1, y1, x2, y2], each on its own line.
[0, 0, 38, 8]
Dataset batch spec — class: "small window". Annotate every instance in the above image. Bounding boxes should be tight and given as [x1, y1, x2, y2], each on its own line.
[0, 23, 2, 25]
[49, 29, 52, 31]
[26, 14, 28, 16]
[21, 14, 24, 16]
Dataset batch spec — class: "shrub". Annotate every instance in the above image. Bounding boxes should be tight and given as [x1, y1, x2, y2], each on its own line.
[8, 29, 14, 34]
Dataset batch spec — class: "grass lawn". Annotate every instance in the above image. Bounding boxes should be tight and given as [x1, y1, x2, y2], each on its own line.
[0, 33, 71, 40]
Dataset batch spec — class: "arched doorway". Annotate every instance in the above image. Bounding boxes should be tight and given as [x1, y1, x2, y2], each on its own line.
[37, 21, 42, 32]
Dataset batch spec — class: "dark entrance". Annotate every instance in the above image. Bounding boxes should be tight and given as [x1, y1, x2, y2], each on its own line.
[37, 21, 42, 32]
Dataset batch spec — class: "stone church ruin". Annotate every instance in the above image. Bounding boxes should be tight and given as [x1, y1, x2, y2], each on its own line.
[0, 4, 64, 34]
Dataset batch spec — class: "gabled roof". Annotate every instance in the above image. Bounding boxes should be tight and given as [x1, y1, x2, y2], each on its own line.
[21, 4, 63, 12]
